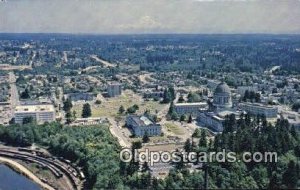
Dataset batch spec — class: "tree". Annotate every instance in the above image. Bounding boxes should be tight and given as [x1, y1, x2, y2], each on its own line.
[268, 173, 280, 189]
[132, 141, 142, 149]
[170, 112, 178, 121]
[95, 100, 102, 104]
[187, 92, 201, 102]
[142, 162, 150, 172]
[184, 139, 192, 152]
[192, 128, 201, 138]
[169, 86, 175, 101]
[133, 104, 139, 110]
[142, 132, 150, 143]
[20, 88, 30, 99]
[168, 102, 175, 115]
[82, 103, 92, 118]
[66, 111, 73, 124]
[162, 88, 171, 103]
[168, 102, 178, 120]
[72, 110, 77, 120]
[180, 114, 186, 122]
[119, 105, 125, 114]
[188, 114, 193, 123]
[199, 129, 207, 147]
[63, 98, 73, 112]
[22, 116, 34, 124]
[178, 95, 185, 103]
[292, 102, 300, 112]
[282, 160, 299, 189]
[127, 106, 137, 114]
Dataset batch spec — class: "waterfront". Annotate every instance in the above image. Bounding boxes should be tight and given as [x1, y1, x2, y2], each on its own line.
[0, 164, 41, 190]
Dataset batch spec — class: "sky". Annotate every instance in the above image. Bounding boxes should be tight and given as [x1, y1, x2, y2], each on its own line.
[1, 0, 300, 34]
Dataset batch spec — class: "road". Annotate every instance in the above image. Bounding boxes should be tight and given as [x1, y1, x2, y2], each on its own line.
[9, 72, 20, 107]
[107, 117, 131, 148]
[90, 55, 116, 68]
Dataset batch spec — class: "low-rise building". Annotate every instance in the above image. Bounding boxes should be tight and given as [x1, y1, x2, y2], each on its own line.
[107, 82, 122, 97]
[64, 93, 95, 102]
[280, 111, 300, 129]
[126, 115, 161, 137]
[197, 112, 224, 132]
[197, 110, 240, 132]
[14, 104, 55, 124]
[174, 102, 208, 117]
[143, 90, 164, 99]
[239, 102, 278, 118]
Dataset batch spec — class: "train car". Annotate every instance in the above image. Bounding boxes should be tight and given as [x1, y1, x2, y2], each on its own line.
[18, 148, 33, 153]
[79, 171, 85, 180]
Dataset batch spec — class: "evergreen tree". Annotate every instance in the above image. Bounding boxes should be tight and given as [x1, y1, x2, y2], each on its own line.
[119, 105, 125, 114]
[162, 88, 171, 103]
[66, 111, 73, 124]
[199, 130, 207, 147]
[82, 103, 92, 118]
[188, 114, 193, 123]
[20, 88, 30, 99]
[180, 114, 186, 122]
[184, 139, 192, 152]
[142, 161, 150, 172]
[22, 116, 34, 124]
[63, 98, 73, 112]
[282, 160, 298, 189]
[178, 95, 185, 103]
[143, 132, 150, 143]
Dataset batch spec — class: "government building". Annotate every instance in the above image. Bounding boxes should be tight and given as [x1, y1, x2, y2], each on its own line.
[126, 115, 161, 137]
[197, 81, 279, 132]
[174, 102, 208, 117]
[197, 82, 234, 132]
[239, 102, 278, 118]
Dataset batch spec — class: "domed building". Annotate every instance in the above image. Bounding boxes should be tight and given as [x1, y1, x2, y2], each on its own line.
[213, 82, 232, 109]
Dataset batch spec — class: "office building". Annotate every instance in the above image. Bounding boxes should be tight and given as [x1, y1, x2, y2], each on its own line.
[14, 104, 55, 124]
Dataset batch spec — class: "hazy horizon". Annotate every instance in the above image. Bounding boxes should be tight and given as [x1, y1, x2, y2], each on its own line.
[1, 0, 300, 34]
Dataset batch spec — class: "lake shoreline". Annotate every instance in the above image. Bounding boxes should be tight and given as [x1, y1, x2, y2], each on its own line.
[0, 156, 55, 190]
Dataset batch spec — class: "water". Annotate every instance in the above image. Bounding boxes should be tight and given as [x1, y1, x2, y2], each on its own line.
[0, 164, 41, 190]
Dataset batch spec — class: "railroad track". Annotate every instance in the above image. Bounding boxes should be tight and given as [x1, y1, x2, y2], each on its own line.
[0, 147, 84, 190]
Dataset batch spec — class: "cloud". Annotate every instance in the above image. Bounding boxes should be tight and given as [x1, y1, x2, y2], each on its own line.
[0, 0, 300, 34]
[116, 16, 167, 32]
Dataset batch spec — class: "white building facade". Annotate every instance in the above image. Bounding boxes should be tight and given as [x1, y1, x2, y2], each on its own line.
[14, 104, 55, 124]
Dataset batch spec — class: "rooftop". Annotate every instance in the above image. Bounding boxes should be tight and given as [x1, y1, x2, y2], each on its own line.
[239, 102, 277, 109]
[174, 102, 207, 106]
[214, 82, 231, 94]
[129, 115, 154, 127]
[15, 104, 55, 113]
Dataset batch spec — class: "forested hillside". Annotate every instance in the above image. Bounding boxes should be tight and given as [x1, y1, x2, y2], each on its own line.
[0, 115, 299, 189]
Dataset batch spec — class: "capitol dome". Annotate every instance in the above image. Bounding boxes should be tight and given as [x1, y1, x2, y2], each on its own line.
[214, 82, 231, 94]
[213, 82, 232, 109]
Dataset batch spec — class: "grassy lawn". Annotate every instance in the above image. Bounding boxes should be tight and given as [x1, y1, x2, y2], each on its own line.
[164, 122, 185, 135]
[72, 90, 164, 118]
